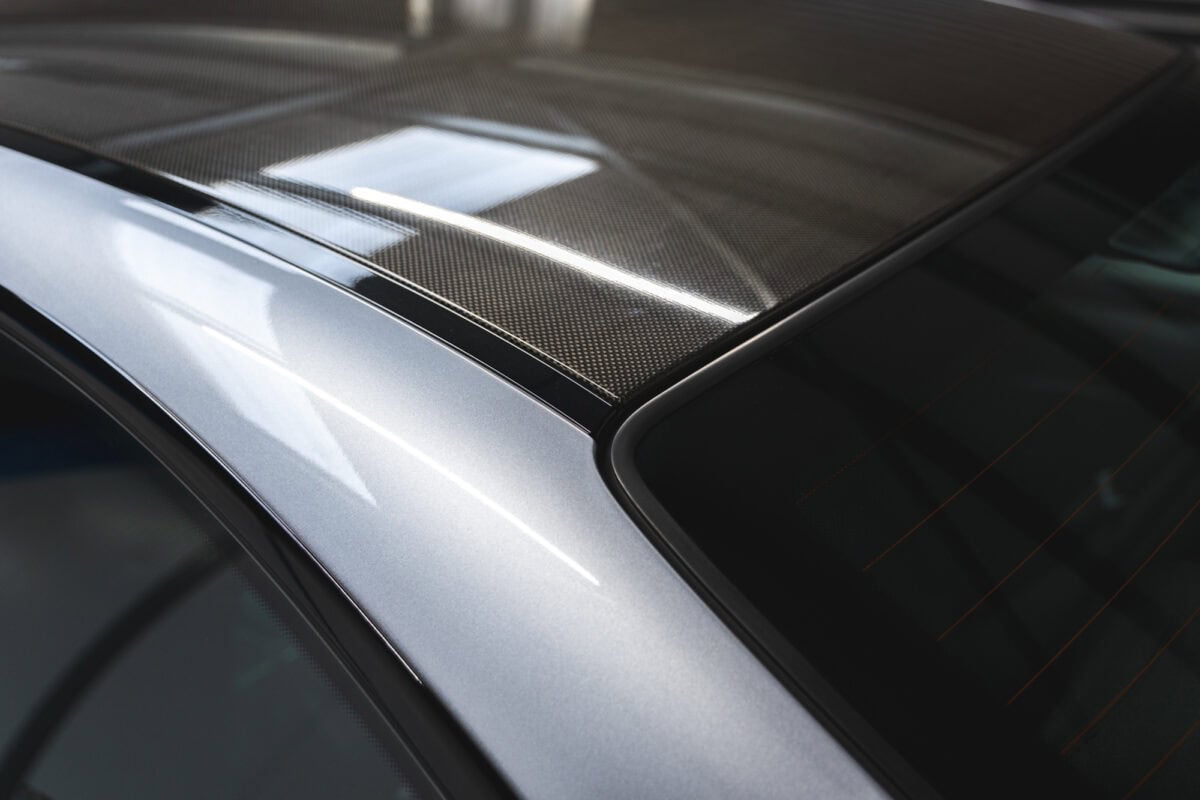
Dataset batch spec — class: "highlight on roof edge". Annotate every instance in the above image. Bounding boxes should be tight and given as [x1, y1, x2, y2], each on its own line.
[0, 2, 1198, 799]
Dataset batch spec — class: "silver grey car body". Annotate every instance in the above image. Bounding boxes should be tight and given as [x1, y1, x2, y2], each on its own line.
[0, 1, 1184, 798]
[0, 149, 884, 799]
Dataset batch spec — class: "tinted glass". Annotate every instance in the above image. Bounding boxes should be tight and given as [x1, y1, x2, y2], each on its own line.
[635, 73, 1200, 798]
[0, 336, 433, 799]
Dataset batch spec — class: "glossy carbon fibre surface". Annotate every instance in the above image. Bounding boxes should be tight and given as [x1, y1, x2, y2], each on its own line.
[0, 124, 614, 428]
[0, 148, 889, 800]
[0, 1, 1176, 399]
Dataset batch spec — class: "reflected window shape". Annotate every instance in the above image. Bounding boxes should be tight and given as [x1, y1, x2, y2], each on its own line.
[262, 121, 755, 324]
[265, 125, 598, 215]
[0, 334, 429, 800]
[117, 218, 375, 504]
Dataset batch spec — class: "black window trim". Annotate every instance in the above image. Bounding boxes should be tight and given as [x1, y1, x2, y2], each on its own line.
[599, 50, 1197, 800]
[0, 286, 517, 800]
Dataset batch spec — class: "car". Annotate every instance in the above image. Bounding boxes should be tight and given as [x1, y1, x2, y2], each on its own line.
[0, 1, 1197, 798]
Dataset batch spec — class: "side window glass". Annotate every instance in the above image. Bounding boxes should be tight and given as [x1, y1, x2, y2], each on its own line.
[0, 336, 433, 800]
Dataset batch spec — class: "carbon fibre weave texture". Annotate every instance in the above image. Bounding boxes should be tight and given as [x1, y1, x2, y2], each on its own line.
[0, 0, 1176, 398]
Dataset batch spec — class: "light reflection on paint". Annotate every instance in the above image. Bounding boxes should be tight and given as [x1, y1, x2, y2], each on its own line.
[201, 324, 602, 587]
[116, 221, 376, 503]
[265, 125, 598, 214]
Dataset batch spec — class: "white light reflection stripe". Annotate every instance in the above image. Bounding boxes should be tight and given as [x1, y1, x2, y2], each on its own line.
[201, 325, 601, 587]
[350, 186, 755, 324]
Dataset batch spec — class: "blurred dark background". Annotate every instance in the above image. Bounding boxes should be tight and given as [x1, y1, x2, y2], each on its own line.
[0, 0, 1194, 46]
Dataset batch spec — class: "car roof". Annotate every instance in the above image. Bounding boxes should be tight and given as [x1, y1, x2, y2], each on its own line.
[0, 0, 1176, 415]
[0, 147, 888, 800]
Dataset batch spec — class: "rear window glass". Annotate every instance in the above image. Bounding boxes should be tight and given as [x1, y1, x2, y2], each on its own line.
[631, 71, 1200, 798]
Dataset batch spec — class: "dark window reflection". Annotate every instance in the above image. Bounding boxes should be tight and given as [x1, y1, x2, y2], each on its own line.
[636, 75, 1200, 799]
[0, 339, 426, 799]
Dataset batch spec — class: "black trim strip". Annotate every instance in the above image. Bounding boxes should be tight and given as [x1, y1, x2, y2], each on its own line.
[0, 124, 613, 432]
[0, 287, 517, 800]
[600, 49, 1195, 800]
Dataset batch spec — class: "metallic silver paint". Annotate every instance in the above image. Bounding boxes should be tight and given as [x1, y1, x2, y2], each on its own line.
[0, 149, 885, 800]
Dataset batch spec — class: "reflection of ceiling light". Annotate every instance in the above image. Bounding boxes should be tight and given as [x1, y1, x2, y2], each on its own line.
[352, 186, 755, 324]
[203, 323, 600, 587]
[266, 125, 598, 214]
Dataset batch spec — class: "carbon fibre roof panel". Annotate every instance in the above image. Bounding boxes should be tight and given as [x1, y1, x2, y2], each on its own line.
[0, 0, 1176, 399]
